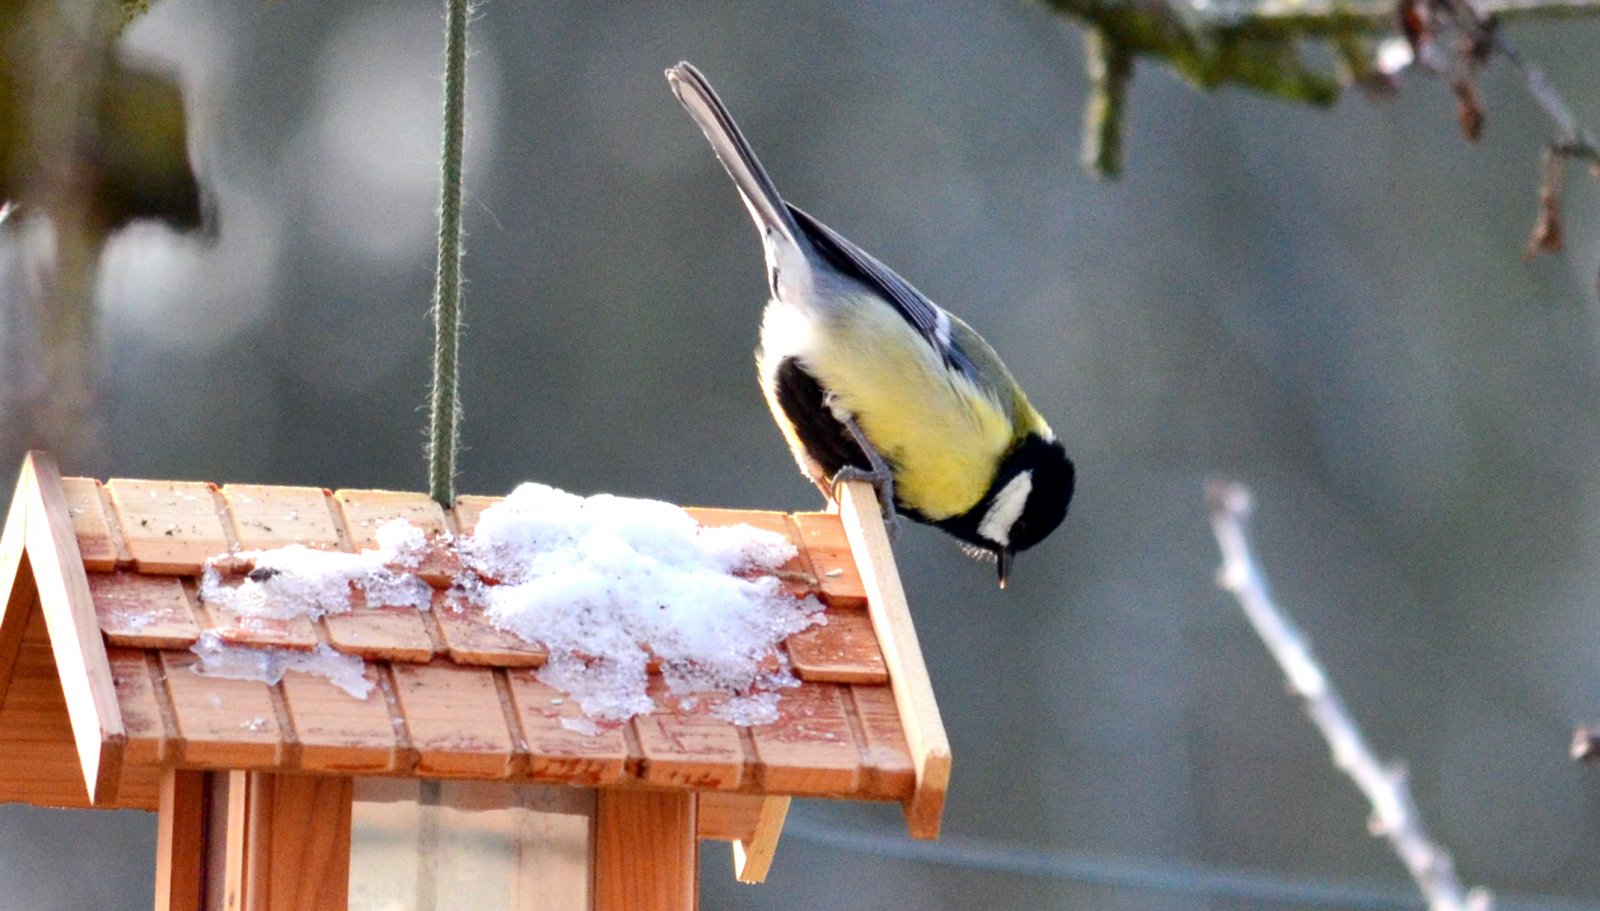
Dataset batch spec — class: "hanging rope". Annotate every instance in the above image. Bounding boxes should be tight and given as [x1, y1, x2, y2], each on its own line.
[428, 0, 469, 508]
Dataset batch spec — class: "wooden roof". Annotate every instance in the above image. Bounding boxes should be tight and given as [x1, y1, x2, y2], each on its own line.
[0, 452, 949, 839]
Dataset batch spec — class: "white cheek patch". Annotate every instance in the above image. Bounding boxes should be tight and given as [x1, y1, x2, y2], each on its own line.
[978, 471, 1033, 548]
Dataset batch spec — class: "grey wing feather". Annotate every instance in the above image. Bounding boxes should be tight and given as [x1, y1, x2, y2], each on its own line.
[787, 205, 979, 380]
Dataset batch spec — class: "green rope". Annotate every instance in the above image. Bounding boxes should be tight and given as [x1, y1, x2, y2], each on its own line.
[428, 0, 468, 508]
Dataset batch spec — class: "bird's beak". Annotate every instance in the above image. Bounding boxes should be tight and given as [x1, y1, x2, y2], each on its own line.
[997, 549, 1014, 589]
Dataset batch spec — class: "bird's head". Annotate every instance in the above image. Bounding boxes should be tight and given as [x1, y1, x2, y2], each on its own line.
[940, 434, 1075, 588]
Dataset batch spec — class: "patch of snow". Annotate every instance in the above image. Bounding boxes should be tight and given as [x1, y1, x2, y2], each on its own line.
[199, 518, 431, 619]
[189, 632, 373, 699]
[462, 483, 822, 724]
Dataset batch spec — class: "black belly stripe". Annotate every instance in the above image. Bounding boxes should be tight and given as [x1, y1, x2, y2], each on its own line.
[772, 358, 871, 484]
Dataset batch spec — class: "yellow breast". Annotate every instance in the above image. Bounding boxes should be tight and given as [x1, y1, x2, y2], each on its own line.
[769, 295, 1015, 521]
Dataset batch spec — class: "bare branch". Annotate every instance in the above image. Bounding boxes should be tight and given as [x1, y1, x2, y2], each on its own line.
[1525, 146, 1566, 259]
[1231, 0, 1600, 31]
[1034, 0, 1600, 179]
[1082, 27, 1135, 178]
[1205, 481, 1492, 911]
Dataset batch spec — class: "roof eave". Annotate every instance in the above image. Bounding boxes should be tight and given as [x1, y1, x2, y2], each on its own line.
[0, 460, 30, 706]
[4, 452, 127, 805]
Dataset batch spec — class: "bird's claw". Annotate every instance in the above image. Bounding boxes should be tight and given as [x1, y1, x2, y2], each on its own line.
[830, 465, 901, 540]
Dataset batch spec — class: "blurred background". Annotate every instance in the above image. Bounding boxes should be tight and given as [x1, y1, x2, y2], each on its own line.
[4, 1, 1600, 909]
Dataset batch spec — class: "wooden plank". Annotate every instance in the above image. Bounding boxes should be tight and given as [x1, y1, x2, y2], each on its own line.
[200, 589, 320, 651]
[90, 572, 202, 648]
[154, 769, 206, 911]
[332, 489, 456, 585]
[435, 597, 546, 667]
[196, 774, 227, 906]
[503, 672, 628, 785]
[730, 795, 788, 884]
[95, 480, 136, 565]
[160, 651, 285, 769]
[686, 508, 814, 598]
[22, 452, 127, 805]
[60, 477, 118, 571]
[223, 771, 252, 910]
[0, 478, 32, 705]
[222, 484, 342, 551]
[697, 791, 763, 841]
[108, 648, 170, 765]
[836, 479, 950, 839]
[594, 789, 697, 911]
[748, 684, 861, 795]
[255, 773, 354, 911]
[105, 477, 232, 574]
[278, 666, 397, 773]
[0, 607, 90, 808]
[388, 661, 514, 778]
[512, 785, 596, 911]
[698, 793, 791, 882]
[116, 767, 163, 810]
[0, 611, 159, 810]
[791, 512, 868, 609]
[785, 610, 889, 684]
[450, 494, 502, 535]
[321, 588, 434, 662]
[632, 681, 746, 791]
[334, 490, 449, 545]
[0, 629, 162, 810]
[849, 684, 916, 798]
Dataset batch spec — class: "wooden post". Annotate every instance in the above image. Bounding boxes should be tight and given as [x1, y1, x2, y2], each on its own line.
[154, 769, 207, 911]
[594, 789, 697, 911]
[222, 771, 354, 911]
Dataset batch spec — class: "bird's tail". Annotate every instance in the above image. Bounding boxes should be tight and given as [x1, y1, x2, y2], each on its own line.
[666, 62, 801, 247]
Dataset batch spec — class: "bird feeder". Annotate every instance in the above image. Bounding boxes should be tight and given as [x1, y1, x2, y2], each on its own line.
[0, 452, 949, 910]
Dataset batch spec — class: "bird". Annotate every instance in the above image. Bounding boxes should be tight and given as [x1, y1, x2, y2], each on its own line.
[666, 62, 1074, 588]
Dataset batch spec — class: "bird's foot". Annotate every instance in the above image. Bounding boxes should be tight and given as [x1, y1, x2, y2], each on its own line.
[830, 465, 902, 540]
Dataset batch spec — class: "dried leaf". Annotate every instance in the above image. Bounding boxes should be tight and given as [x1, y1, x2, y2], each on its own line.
[1524, 192, 1562, 260]
[1398, 0, 1428, 56]
[1452, 79, 1485, 141]
[1525, 149, 1567, 261]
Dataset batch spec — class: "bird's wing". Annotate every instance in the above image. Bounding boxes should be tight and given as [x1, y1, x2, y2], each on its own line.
[788, 204, 979, 381]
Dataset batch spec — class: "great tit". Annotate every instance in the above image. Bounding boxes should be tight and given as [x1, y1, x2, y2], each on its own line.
[667, 62, 1074, 588]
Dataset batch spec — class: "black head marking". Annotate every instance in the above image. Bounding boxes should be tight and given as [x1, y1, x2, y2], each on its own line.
[934, 434, 1074, 583]
[1003, 435, 1075, 554]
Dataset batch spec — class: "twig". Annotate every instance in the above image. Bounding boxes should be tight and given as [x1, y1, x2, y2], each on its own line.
[1204, 480, 1492, 911]
[428, 0, 469, 509]
[1033, 0, 1600, 178]
[1402, 0, 1600, 276]
[1082, 27, 1134, 178]
[1438, 0, 1600, 160]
